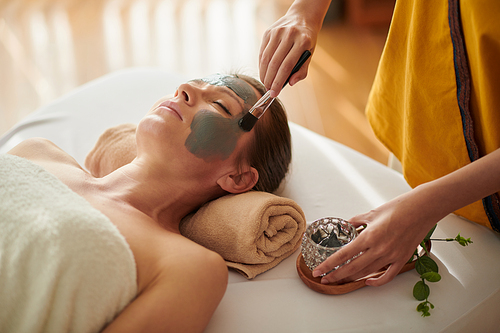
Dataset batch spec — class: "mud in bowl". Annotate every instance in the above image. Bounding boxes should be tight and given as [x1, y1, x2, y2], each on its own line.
[301, 217, 358, 276]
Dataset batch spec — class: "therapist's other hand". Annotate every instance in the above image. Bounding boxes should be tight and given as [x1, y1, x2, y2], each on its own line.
[312, 187, 442, 287]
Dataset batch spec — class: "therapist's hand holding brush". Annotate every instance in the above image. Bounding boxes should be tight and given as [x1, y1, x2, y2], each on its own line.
[259, 0, 332, 98]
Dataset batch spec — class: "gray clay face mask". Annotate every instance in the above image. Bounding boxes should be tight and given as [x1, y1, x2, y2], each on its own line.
[184, 74, 258, 161]
[199, 74, 258, 107]
[184, 110, 241, 161]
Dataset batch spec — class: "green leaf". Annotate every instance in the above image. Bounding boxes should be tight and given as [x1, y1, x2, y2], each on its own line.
[421, 271, 441, 282]
[413, 281, 430, 301]
[420, 240, 429, 256]
[412, 229, 472, 317]
[416, 302, 428, 312]
[421, 310, 431, 317]
[416, 302, 431, 317]
[415, 256, 439, 275]
[424, 225, 437, 242]
[408, 248, 419, 263]
[455, 233, 473, 246]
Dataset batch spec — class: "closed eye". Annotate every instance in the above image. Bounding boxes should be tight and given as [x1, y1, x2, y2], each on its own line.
[214, 101, 232, 116]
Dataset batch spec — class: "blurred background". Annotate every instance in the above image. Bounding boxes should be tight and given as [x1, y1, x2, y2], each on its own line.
[0, 0, 394, 164]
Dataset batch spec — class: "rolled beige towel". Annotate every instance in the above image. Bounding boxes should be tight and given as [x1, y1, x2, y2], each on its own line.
[86, 124, 306, 278]
[180, 191, 306, 279]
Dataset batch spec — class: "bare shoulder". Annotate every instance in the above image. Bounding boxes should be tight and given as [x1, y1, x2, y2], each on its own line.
[103, 234, 228, 333]
[175, 238, 228, 278]
[120, 223, 228, 299]
[155, 234, 228, 292]
[163, 237, 229, 307]
[8, 137, 81, 168]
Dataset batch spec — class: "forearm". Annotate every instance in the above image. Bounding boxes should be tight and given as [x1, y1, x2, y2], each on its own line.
[286, 0, 332, 32]
[414, 148, 500, 221]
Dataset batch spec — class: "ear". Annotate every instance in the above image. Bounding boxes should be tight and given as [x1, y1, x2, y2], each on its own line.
[216, 167, 259, 194]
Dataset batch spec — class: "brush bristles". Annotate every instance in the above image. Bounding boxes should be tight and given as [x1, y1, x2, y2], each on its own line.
[238, 113, 258, 132]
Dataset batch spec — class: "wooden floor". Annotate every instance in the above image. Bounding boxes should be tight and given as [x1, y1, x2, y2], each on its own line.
[0, 0, 391, 164]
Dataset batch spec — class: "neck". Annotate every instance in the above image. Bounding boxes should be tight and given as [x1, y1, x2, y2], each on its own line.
[95, 160, 221, 232]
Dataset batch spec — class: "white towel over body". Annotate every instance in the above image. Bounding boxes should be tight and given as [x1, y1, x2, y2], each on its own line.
[0, 154, 137, 333]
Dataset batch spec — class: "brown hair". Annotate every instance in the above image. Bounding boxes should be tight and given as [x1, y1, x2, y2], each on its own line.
[237, 74, 292, 193]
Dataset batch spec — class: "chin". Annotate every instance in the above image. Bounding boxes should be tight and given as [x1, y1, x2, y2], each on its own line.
[138, 114, 170, 136]
[137, 116, 170, 148]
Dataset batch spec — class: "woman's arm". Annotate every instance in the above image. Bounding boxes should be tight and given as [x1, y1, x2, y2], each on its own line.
[313, 148, 500, 286]
[103, 249, 228, 333]
[259, 0, 332, 97]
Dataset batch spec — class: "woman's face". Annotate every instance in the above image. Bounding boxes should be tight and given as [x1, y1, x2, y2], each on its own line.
[137, 74, 260, 171]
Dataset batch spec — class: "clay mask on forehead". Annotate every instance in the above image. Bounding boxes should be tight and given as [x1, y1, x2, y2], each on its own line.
[200, 74, 258, 106]
[184, 110, 242, 161]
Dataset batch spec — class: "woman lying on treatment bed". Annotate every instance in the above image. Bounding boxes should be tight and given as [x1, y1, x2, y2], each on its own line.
[4, 74, 291, 332]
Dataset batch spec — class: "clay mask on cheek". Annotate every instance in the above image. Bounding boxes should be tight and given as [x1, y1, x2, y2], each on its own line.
[184, 110, 243, 161]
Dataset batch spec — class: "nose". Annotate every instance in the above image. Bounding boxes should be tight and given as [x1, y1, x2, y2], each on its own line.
[176, 83, 197, 106]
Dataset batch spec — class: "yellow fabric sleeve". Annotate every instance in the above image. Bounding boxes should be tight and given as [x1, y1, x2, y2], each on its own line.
[366, 0, 500, 229]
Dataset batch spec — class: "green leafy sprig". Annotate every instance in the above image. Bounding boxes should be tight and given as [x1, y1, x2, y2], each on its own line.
[430, 232, 473, 247]
[411, 225, 472, 317]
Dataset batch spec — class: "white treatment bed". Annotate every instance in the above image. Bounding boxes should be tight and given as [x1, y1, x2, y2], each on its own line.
[1, 68, 499, 333]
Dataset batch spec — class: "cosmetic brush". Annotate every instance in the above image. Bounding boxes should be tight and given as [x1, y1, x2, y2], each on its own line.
[238, 50, 311, 131]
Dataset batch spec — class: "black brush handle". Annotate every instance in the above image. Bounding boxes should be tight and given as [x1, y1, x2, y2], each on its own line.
[282, 50, 312, 88]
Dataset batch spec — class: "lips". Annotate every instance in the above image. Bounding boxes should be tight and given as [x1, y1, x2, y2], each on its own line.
[157, 100, 183, 121]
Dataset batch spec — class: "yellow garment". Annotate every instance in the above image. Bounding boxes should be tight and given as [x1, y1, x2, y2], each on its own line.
[366, 0, 500, 229]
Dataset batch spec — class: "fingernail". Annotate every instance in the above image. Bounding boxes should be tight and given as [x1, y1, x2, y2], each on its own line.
[269, 90, 277, 98]
[321, 277, 329, 285]
[312, 270, 321, 277]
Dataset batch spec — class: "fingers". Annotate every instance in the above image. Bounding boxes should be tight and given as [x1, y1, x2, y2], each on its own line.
[258, 18, 315, 95]
[315, 249, 401, 287]
[348, 213, 371, 227]
[286, 57, 311, 86]
[261, 42, 307, 95]
[365, 261, 405, 287]
[273, 49, 310, 96]
[327, 258, 386, 285]
[258, 28, 280, 88]
[311, 228, 407, 287]
[312, 240, 366, 279]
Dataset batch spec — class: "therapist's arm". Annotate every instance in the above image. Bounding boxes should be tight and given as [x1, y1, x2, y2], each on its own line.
[259, 0, 332, 97]
[313, 148, 500, 286]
